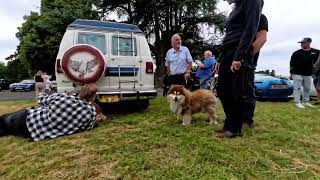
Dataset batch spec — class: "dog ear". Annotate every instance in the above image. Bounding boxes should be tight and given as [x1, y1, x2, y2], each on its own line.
[167, 84, 175, 94]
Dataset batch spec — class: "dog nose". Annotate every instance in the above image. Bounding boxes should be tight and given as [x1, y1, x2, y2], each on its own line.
[174, 97, 178, 101]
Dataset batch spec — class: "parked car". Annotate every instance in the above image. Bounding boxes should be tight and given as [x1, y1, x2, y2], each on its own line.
[9, 80, 35, 92]
[254, 73, 293, 99]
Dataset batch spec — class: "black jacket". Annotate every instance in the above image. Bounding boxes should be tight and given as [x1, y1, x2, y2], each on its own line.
[221, 0, 264, 62]
[290, 48, 320, 76]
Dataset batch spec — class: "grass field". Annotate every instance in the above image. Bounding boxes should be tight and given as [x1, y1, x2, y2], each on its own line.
[0, 97, 319, 179]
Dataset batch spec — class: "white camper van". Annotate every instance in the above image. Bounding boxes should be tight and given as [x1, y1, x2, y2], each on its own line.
[55, 19, 157, 106]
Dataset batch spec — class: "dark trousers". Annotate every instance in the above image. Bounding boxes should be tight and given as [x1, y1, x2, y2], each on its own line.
[163, 73, 191, 96]
[243, 69, 256, 125]
[168, 74, 187, 86]
[0, 109, 31, 138]
[217, 49, 255, 134]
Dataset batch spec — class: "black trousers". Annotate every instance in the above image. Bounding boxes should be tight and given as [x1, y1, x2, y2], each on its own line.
[243, 69, 256, 125]
[217, 49, 255, 134]
[0, 109, 31, 138]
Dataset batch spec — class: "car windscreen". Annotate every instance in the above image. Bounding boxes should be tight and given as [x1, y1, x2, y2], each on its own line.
[255, 74, 279, 81]
[20, 80, 35, 84]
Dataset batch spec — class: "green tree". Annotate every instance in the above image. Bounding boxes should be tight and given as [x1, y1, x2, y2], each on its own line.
[5, 50, 30, 80]
[14, 0, 99, 77]
[0, 62, 7, 79]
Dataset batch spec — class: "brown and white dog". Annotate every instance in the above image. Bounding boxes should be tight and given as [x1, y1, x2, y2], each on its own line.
[167, 85, 218, 125]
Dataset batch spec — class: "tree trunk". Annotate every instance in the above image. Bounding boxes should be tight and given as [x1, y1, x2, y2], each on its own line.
[154, 12, 164, 88]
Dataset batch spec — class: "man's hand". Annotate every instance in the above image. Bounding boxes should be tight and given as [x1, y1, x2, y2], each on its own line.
[213, 63, 220, 74]
[96, 113, 107, 122]
[230, 61, 241, 72]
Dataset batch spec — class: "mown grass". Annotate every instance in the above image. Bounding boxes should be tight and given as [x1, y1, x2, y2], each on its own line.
[0, 97, 319, 179]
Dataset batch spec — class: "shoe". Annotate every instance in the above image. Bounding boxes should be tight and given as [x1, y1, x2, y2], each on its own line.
[215, 130, 242, 138]
[214, 128, 225, 133]
[295, 103, 305, 109]
[303, 102, 315, 108]
[314, 101, 320, 105]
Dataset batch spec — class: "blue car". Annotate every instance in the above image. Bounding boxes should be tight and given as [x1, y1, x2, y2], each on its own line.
[254, 74, 293, 99]
[9, 80, 35, 92]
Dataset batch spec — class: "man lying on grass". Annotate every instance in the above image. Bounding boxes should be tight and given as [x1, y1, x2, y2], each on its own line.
[0, 83, 106, 141]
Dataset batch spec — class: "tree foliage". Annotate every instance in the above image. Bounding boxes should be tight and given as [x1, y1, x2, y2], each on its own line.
[5, 50, 30, 80]
[13, 0, 99, 77]
[0, 62, 7, 79]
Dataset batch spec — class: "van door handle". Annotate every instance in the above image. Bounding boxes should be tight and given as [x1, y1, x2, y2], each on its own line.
[111, 58, 115, 61]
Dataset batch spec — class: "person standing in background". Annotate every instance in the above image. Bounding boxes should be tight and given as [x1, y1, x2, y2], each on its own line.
[165, 34, 193, 87]
[41, 72, 51, 94]
[195, 50, 216, 89]
[34, 70, 45, 97]
[290, 37, 320, 108]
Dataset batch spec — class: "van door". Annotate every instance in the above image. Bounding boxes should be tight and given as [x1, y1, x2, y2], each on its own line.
[106, 32, 142, 90]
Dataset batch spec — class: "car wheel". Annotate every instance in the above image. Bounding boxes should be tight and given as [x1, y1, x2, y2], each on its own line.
[61, 44, 106, 84]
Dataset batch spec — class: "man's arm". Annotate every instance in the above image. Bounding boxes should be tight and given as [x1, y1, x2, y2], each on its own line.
[289, 52, 297, 78]
[91, 101, 106, 122]
[253, 30, 267, 55]
[184, 48, 193, 80]
[165, 50, 171, 75]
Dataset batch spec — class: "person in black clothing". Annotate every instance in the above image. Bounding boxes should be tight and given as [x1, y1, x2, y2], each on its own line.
[290, 37, 320, 108]
[214, 0, 264, 138]
[243, 14, 268, 127]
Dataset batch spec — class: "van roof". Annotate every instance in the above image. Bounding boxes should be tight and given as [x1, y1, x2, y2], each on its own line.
[68, 19, 143, 33]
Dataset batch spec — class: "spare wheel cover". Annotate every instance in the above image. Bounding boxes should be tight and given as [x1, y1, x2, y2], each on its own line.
[61, 44, 106, 84]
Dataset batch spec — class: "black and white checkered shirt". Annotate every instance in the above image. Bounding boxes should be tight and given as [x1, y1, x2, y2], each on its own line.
[26, 93, 96, 141]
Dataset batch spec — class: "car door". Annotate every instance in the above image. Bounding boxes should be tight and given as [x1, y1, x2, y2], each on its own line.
[106, 32, 141, 90]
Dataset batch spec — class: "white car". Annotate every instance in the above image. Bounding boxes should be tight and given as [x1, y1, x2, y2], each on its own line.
[55, 19, 157, 107]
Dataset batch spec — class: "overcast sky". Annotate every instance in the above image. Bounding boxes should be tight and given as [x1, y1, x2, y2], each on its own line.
[1, 0, 320, 76]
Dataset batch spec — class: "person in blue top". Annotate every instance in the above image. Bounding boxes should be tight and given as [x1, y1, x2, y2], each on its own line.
[195, 50, 216, 89]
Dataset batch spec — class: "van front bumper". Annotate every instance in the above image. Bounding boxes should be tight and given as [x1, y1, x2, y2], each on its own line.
[96, 90, 157, 103]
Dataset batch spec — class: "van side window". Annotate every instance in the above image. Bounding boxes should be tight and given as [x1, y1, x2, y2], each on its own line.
[78, 33, 106, 54]
[112, 36, 137, 56]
